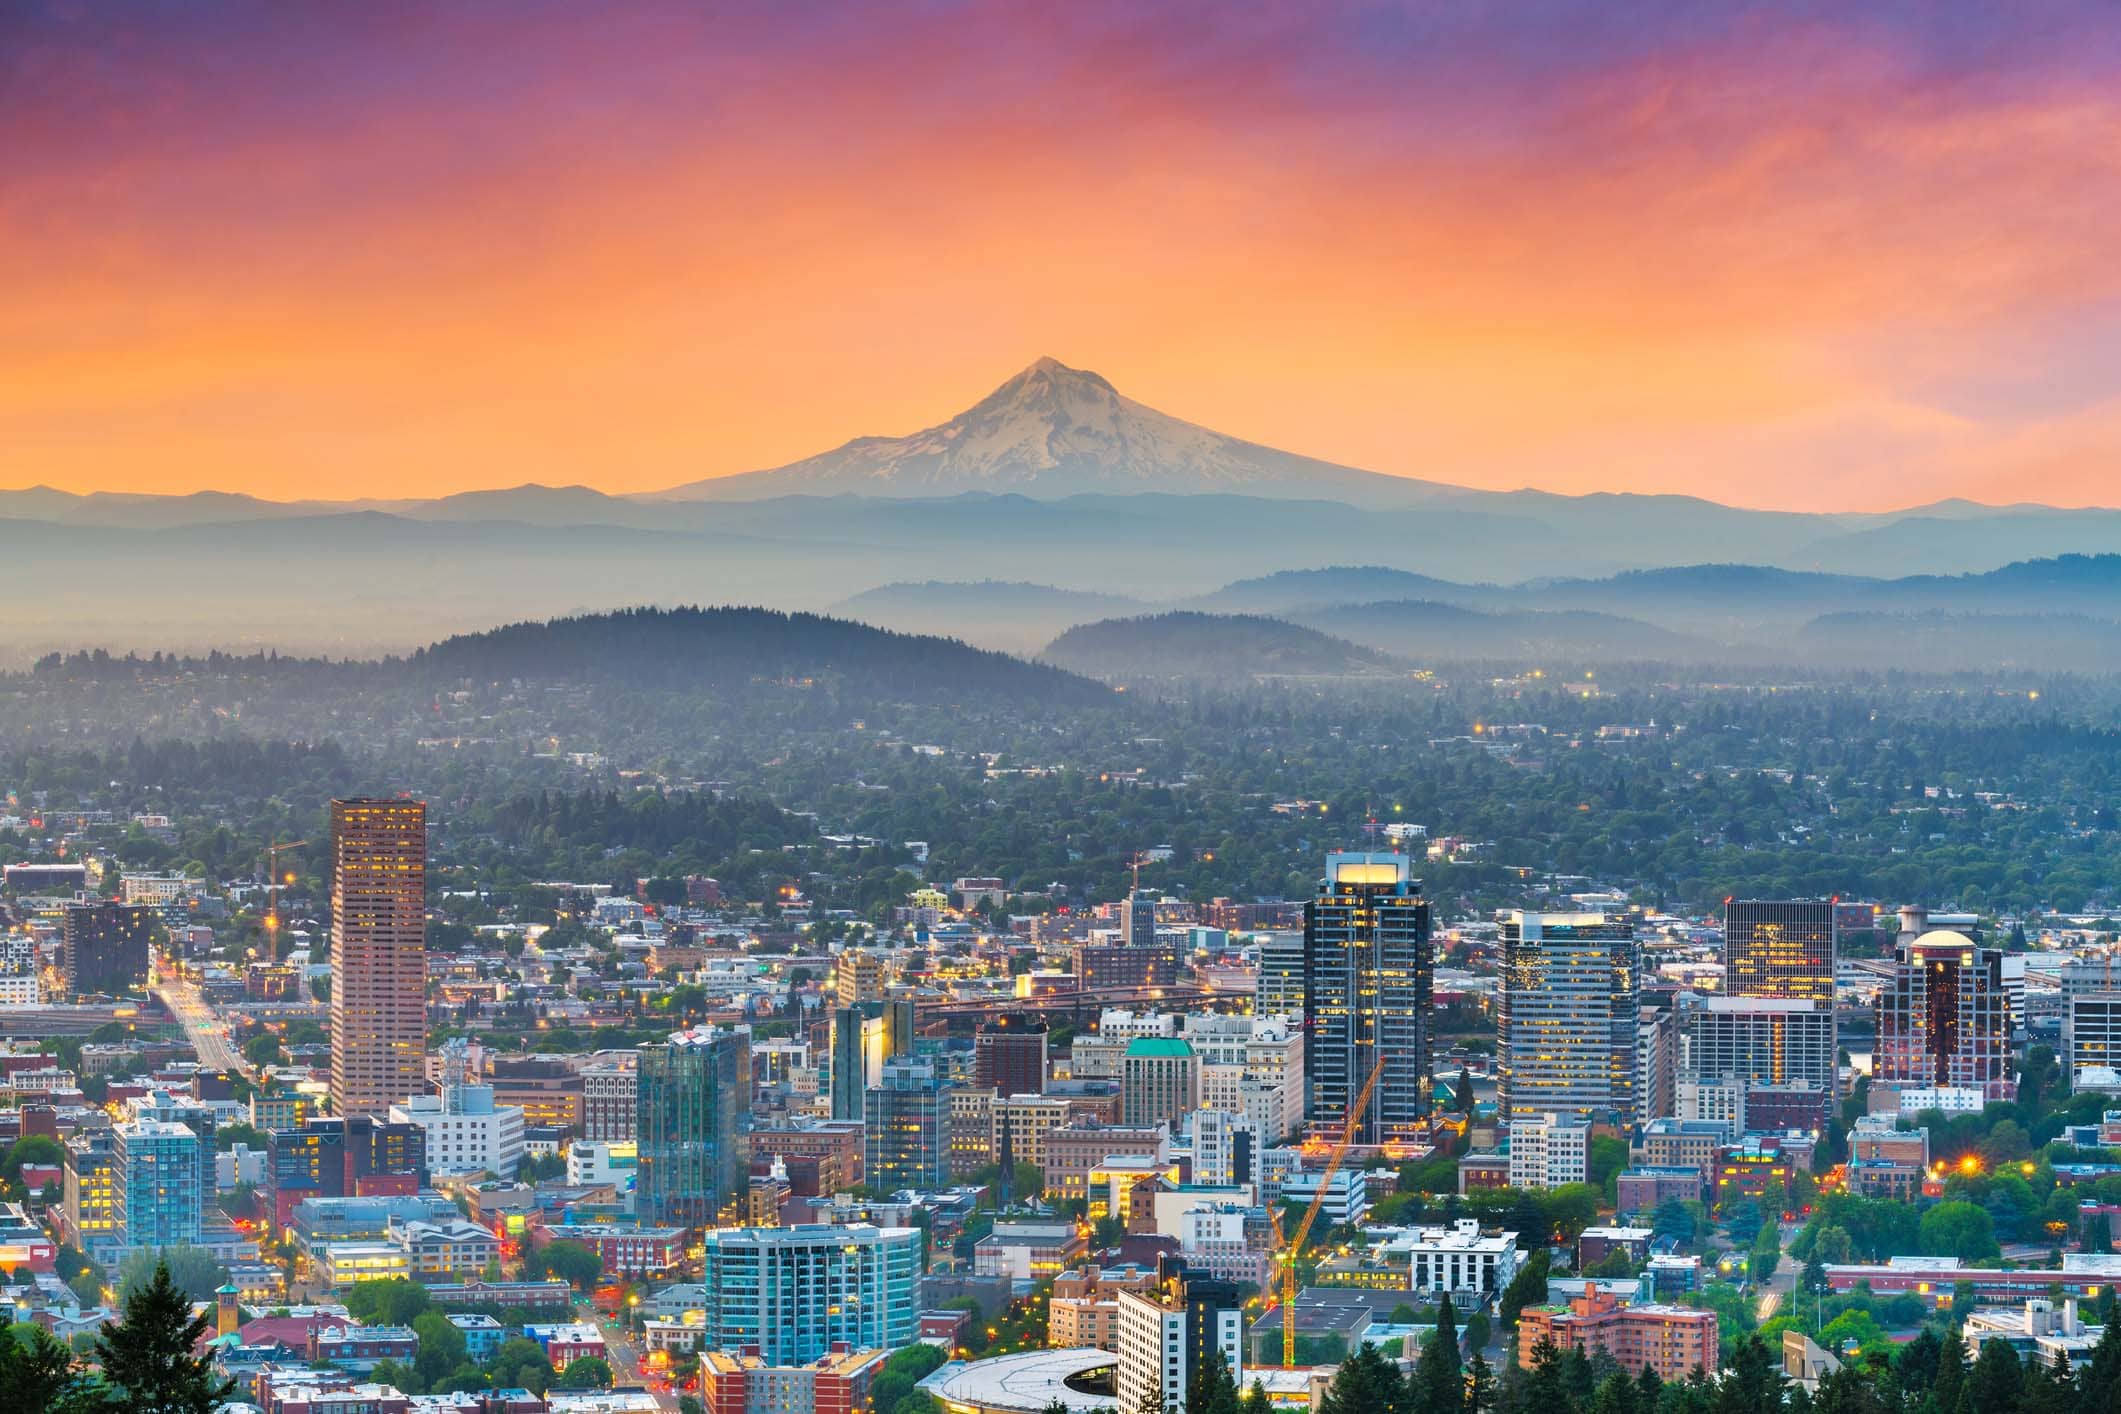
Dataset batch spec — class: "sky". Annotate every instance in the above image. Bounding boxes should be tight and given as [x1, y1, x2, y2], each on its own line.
[4, 1, 2119, 511]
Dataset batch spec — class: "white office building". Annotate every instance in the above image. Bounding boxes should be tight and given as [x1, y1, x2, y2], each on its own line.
[388, 1081, 525, 1179]
[1380, 1219, 1523, 1306]
[1507, 1113, 1589, 1190]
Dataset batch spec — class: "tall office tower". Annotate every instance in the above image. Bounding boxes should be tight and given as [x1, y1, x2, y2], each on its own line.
[1498, 912, 1640, 1125]
[329, 798, 428, 1118]
[829, 999, 914, 1121]
[1636, 1005, 1678, 1123]
[863, 1056, 950, 1193]
[1677, 996, 1837, 1091]
[696, 1224, 922, 1364]
[974, 1016, 1049, 1097]
[636, 1024, 752, 1229]
[1121, 890, 1160, 948]
[61, 901, 157, 999]
[1254, 932, 1307, 1022]
[1723, 899, 1838, 1002]
[1116, 1273, 1243, 1414]
[1302, 853, 1432, 1143]
[1875, 919, 2014, 1099]
[2063, 962, 2121, 1092]
[113, 1119, 204, 1250]
[1121, 1039, 1200, 1128]
[1724, 898, 1838, 1097]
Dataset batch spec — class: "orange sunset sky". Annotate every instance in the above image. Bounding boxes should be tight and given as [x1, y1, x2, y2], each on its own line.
[4, 1, 2120, 511]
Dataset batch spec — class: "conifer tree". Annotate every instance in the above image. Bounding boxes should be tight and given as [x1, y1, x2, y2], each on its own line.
[91, 1260, 234, 1414]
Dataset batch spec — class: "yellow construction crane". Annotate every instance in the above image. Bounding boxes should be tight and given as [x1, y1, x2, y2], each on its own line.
[262, 840, 308, 964]
[1268, 1049, 1390, 1367]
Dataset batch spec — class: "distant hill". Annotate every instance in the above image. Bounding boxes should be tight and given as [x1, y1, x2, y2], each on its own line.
[1796, 611, 2121, 672]
[1041, 612, 1399, 680]
[1292, 599, 1707, 663]
[831, 581, 1149, 654]
[411, 606, 1110, 705]
[1185, 566, 1488, 614]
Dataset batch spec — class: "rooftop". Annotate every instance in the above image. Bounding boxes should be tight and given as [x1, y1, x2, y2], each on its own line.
[917, 1348, 1119, 1414]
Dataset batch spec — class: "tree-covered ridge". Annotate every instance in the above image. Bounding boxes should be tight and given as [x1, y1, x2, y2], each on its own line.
[1042, 612, 1398, 679]
[411, 605, 1112, 704]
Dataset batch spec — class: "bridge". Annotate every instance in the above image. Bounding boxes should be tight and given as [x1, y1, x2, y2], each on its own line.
[914, 981, 1238, 1029]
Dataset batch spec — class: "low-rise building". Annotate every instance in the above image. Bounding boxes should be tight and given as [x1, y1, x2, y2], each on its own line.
[700, 1346, 891, 1414]
[1517, 1283, 1718, 1382]
[1614, 1167, 1703, 1214]
[1377, 1220, 1521, 1306]
[1047, 1264, 1161, 1350]
[523, 1321, 607, 1369]
[973, 1221, 1086, 1282]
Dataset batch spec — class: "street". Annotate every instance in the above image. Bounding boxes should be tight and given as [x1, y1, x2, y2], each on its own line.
[153, 970, 251, 1076]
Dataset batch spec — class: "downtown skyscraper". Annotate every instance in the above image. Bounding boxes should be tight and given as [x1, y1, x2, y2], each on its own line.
[637, 1023, 752, 1229]
[329, 798, 428, 1118]
[1302, 852, 1432, 1144]
[1722, 899, 1840, 1098]
[1499, 911, 1640, 1126]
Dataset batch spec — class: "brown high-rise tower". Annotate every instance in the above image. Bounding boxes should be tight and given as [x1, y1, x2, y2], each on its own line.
[329, 798, 428, 1118]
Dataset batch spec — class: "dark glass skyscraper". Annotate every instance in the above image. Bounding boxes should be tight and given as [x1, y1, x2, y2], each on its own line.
[636, 1024, 751, 1229]
[1302, 852, 1432, 1144]
[61, 901, 157, 999]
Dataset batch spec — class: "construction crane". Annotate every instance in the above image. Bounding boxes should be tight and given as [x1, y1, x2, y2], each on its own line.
[1268, 1048, 1390, 1367]
[261, 840, 308, 965]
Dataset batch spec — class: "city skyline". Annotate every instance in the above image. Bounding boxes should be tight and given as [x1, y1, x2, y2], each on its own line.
[6, 3, 2120, 511]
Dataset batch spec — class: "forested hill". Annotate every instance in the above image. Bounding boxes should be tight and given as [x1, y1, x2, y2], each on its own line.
[1042, 612, 1399, 679]
[410, 605, 1112, 705]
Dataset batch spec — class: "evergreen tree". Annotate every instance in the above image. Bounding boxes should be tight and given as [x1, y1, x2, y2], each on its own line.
[91, 1260, 235, 1414]
[1634, 1364, 1664, 1414]
[1964, 1338, 2023, 1414]
[1711, 1335, 1783, 1414]
[1931, 1331, 1969, 1414]
[1188, 1348, 1243, 1414]
[1589, 1372, 1638, 1414]
[1558, 1347, 1596, 1411]
[1467, 1351, 1497, 1414]
[1894, 1329, 1943, 1405]
[2079, 1317, 2121, 1409]
[1320, 1343, 1408, 1414]
[0, 1321, 90, 1414]
[1415, 1300, 1464, 1414]
[1242, 1382, 1273, 1414]
[2020, 1347, 2073, 1414]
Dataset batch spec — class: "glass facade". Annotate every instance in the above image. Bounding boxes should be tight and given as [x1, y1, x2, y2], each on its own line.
[1723, 899, 1837, 1002]
[1302, 852, 1433, 1144]
[1499, 912, 1640, 1125]
[863, 1057, 949, 1193]
[636, 1025, 751, 1229]
[697, 1223, 921, 1363]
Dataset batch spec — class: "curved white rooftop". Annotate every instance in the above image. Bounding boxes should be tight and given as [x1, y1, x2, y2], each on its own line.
[918, 1348, 1119, 1414]
[1911, 928, 1977, 950]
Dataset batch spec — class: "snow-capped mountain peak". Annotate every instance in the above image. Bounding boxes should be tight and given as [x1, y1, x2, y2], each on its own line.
[660, 357, 1430, 502]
